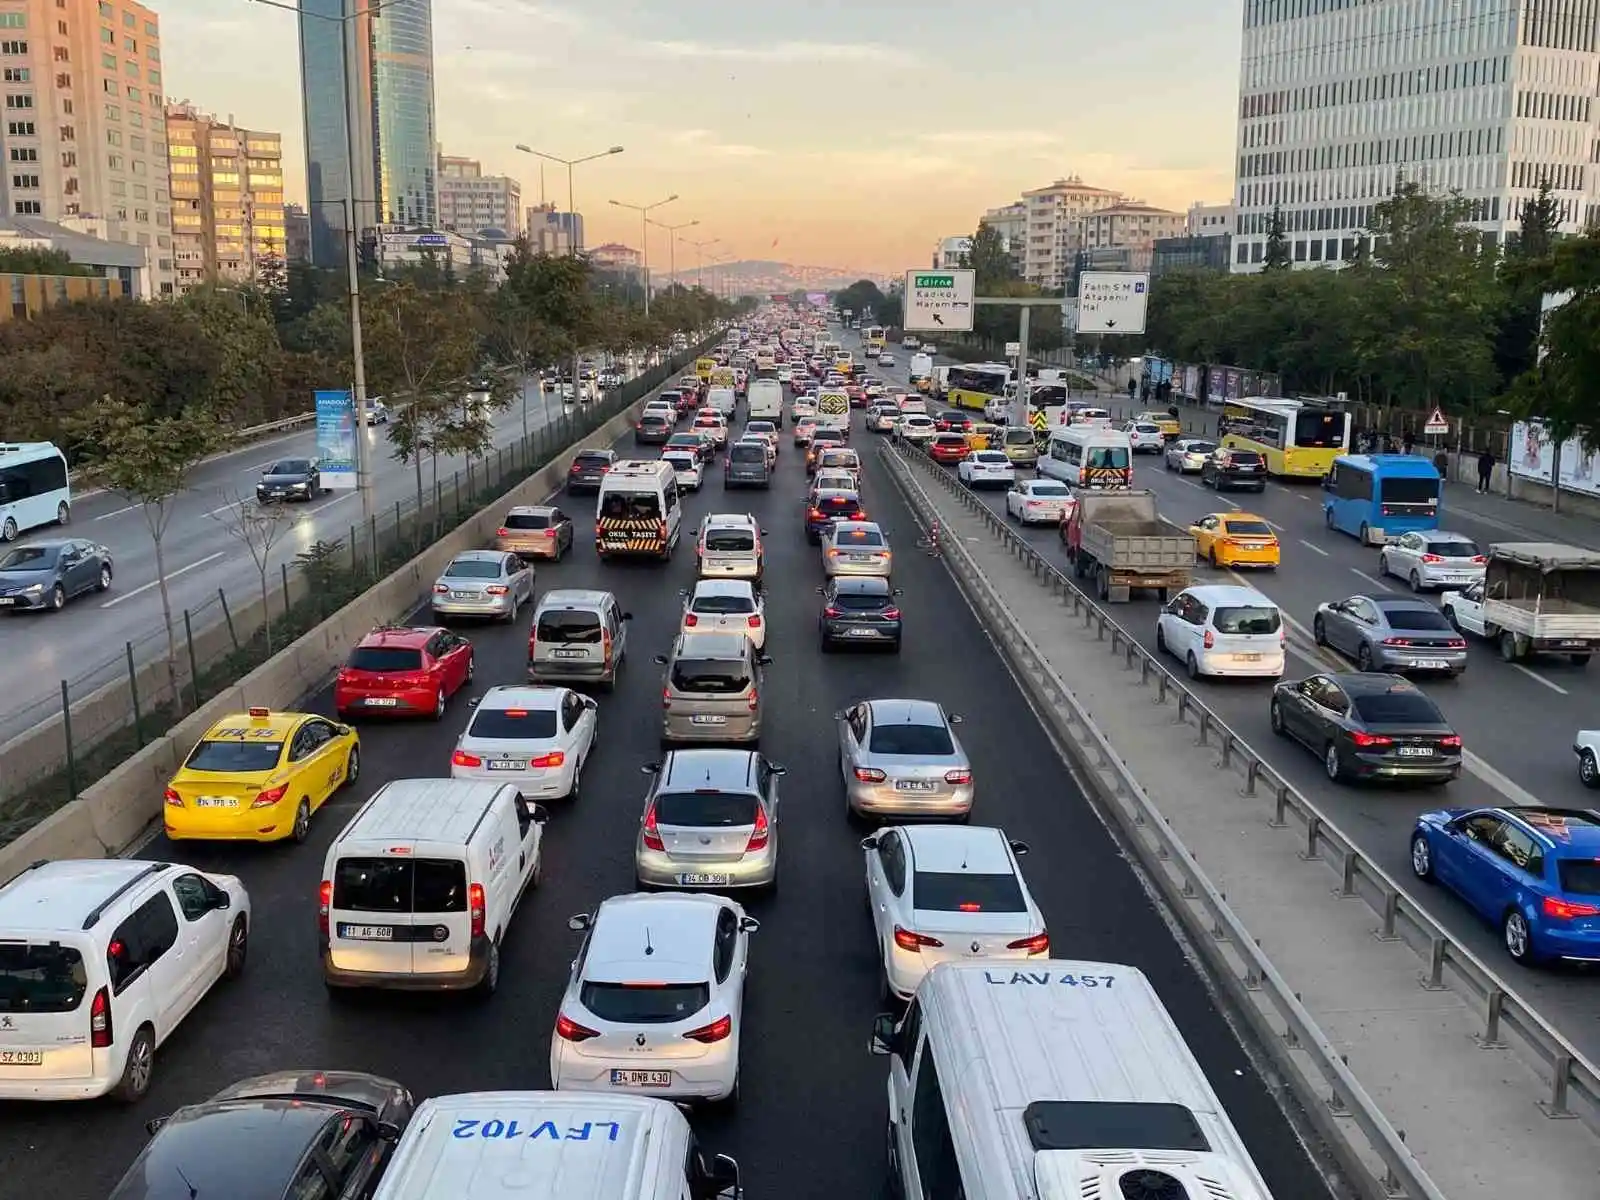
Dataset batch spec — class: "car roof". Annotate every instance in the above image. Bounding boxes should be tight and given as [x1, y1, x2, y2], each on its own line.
[693, 578, 756, 598]
[449, 549, 504, 563]
[833, 575, 891, 594]
[1217, 512, 1271, 524]
[109, 1099, 336, 1200]
[201, 709, 305, 739]
[584, 893, 722, 982]
[901, 824, 1014, 874]
[1335, 672, 1427, 696]
[1367, 595, 1437, 612]
[573, 447, 615, 459]
[211, 1069, 402, 1113]
[831, 521, 881, 536]
[703, 512, 756, 527]
[357, 625, 440, 649]
[1498, 806, 1600, 850]
[0, 859, 173, 935]
[1181, 584, 1275, 606]
[866, 698, 947, 726]
[536, 588, 613, 609]
[661, 748, 760, 792]
[1417, 530, 1477, 543]
[676, 631, 748, 659]
[476, 685, 565, 711]
[815, 489, 860, 500]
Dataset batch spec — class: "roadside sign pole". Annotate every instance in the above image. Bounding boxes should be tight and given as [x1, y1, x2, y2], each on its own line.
[970, 297, 1068, 426]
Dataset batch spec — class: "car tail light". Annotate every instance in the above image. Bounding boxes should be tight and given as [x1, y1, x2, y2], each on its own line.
[1472, 555, 1487, 564]
[746, 806, 769, 851]
[1203, 629, 1215, 649]
[656, 521, 668, 541]
[853, 766, 886, 783]
[945, 768, 973, 784]
[530, 751, 566, 768]
[1349, 731, 1394, 748]
[486, 585, 509, 596]
[89, 985, 112, 1048]
[883, 607, 902, 620]
[1008, 932, 1051, 955]
[808, 507, 824, 520]
[1544, 896, 1600, 920]
[826, 548, 840, 558]
[1382, 637, 1413, 646]
[747, 688, 759, 712]
[602, 626, 614, 666]
[893, 926, 943, 952]
[468, 883, 486, 938]
[683, 1014, 733, 1043]
[433, 583, 449, 594]
[1438, 735, 1463, 749]
[684, 612, 699, 627]
[556, 1013, 600, 1042]
[496, 527, 510, 537]
[164, 787, 183, 808]
[642, 803, 665, 850]
[1420, 553, 1443, 563]
[251, 784, 288, 809]
[318, 880, 331, 936]
[748, 614, 762, 628]
[452, 750, 483, 768]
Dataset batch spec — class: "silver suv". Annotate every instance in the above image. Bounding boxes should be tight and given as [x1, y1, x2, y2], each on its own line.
[655, 632, 770, 747]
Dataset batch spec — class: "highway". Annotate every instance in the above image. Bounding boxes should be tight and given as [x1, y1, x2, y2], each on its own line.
[0, 373, 1334, 1200]
[857, 344, 1600, 1060]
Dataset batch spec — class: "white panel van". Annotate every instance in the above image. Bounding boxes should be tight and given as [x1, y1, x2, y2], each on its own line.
[746, 379, 784, 424]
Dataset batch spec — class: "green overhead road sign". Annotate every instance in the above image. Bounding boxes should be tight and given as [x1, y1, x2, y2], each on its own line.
[903, 268, 975, 333]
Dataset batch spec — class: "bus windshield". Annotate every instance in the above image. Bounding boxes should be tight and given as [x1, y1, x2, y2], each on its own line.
[1293, 409, 1347, 449]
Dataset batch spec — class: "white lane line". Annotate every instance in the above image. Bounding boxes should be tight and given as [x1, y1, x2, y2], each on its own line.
[94, 503, 138, 521]
[100, 551, 227, 608]
[204, 499, 242, 517]
[1349, 567, 1395, 591]
[1510, 663, 1568, 695]
[1298, 539, 1329, 557]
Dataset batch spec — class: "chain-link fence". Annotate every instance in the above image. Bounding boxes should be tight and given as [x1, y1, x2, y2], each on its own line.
[0, 342, 709, 848]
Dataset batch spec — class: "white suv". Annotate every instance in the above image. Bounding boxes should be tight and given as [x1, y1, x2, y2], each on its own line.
[0, 859, 250, 1103]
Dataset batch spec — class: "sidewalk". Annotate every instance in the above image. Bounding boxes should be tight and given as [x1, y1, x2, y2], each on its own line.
[891, 452, 1600, 1199]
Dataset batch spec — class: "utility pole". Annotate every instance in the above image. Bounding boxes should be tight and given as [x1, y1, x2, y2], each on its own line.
[610, 195, 679, 315]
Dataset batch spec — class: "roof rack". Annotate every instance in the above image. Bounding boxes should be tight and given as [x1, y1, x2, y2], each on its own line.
[82, 862, 171, 930]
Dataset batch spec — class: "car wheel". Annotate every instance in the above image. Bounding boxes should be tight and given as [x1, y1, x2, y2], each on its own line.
[565, 757, 583, 802]
[224, 915, 249, 979]
[1444, 606, 1461, 632]
[1581, 750, 1600, 789]
[48, 583, 65, 611]
[0, 517, 15, 542]
[1208, 548, 1218, 569]
[1186, 652, 1201, 680]
[342, 745, 360, 789]
[1269, 699, 1287, 736]
[467, 656, 476, 683]
[1155, 625, 1167, 653]
[1378, 552, 1390, 578]
[1409, 571, 1423, 593]
[1324, 506, 1335, 529]
[1410, 833, 1434, 881]
[433, 686, 447, 720]
[1324, 742, 1344, 782]
[504, 596, 518, 624]
[292, 798, 311, 843]
[1503, 909, 1536, 965]
[1313, 616, 1327, 645]
[111, 1025, 156, 1104]
[1357, 643, 1373, 671]
[97, 563, 112, 591]
[475, 939, 501, 998]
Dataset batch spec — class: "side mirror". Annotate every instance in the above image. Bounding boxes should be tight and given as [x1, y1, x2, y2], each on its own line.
[739, 916, 760, 933]
[815, 585, 826, 595]
[678, 588, 689, 597]
[641, 761, 661, 774]
[376, 1120, 403, 1143]
[893, 588, 904, 596]
[583, 696, 598, 710]
[758, 654, 773, 665]
[213, 892, 232, 910]
[622, 612, 634, 620]
[870, 1012, 898, 1056]
[947, 714, 963, 725]
[860, 834, 880, 851]
[1009, 839, 1030, 856]
[701, 1152, 741, 1198]
[145, 1116, 170, 1135]
[654, 654, 669, 665]
[466, 698, 480, 708]
[531, 805, 550, 824]
[566, 914, 592, 932]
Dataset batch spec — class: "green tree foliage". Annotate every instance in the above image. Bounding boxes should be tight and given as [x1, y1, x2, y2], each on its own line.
[0, 246, 90, 276]
[833, 279, 886, 320]
[961, 223, 1017, 286]
[1262, 207, 1292, 271]
[1495, 178, 1562, 384]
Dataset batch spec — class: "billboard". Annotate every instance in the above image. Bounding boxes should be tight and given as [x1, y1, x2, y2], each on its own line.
[806, 292, 827, 306]
[1509, 421, 1600, 498]
[315, 389, 357, 489]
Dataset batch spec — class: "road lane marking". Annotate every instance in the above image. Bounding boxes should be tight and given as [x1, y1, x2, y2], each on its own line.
[100, 551, 227, 608]
[1297, 539, 1329, 557]
[1510, 663, 1568, 695]
[94, 504, 138, 521]
[204, 499, 242, 517]
[1349, 568, 1395, 591]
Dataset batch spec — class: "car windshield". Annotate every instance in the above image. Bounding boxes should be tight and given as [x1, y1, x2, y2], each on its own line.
[641, 414, 670, 425]
[267, 460, 311, 475]
[671, 659, 750, 694]
[184, 739, 284, 772]
[0, 942, 87, 1013]
[869, 722, 954, 756]
[0, 547, 52, 570]
[913, 871, 1026, 912]
[834, 528, 885, 547]
[1351, 692, 1444, 724]
[1184, 441, 1217, 454]
[1213, 605, 1281, 635]
[693, 592, 755, 614]
[332, 857, 467, 914]
[468, 707, 559, 739]
[1426, 540, 1481, 557]
[580, 981, 710, 1024]
[503, 512, 552, 530]
[1223, 520, 1273, 536]
[445, 559, 502, 579]
[536, 610, 602, 644]
[346, 647, 424, 672]
[654, 791, 758, 827]
[1381, 606, 1454, 631]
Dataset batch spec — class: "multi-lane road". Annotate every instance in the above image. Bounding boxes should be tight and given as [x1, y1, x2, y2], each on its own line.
[0, 371, 1335, 1200]
[857, 344, 1600, 1059]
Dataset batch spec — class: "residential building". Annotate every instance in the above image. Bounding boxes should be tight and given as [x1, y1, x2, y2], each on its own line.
[932, 235, 970, 269]
[980, 200, 1026, 271]
[587, 241, 638, 271]
[0, 0, 174, 293]
[526, 203, 581, 254]
[0, 212, 145, 294]
[297, 0, 376, 268]
[1077, 202, 1186, 273]
[284, 201, 310, 261]
[1020, 176, 1124, 288]
[164, 102, 284, 293]
[373, 0, 435, 228]
[1231, 0, 1600, 273]
[437, 154, 520, 236]
[1186, 200, 1235, 238]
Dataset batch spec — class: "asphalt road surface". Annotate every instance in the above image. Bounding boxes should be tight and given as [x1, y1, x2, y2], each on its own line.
[0, 386, 1335, 1200]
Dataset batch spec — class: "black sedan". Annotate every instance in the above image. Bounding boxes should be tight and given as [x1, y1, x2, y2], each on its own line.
[109, 1070, 413, 1200]
[818, 576, 903, 652]
[1269, 671, 1462, 785]
[0, 538, 113, 612]
[935, 409, 976, 432]
[256, 458, 323, 502]
[1199, 448, 1267, 492]
[565, 448, 616, 492]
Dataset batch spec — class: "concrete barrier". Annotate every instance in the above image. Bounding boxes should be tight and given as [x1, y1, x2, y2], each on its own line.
[0, 387, 662, 884]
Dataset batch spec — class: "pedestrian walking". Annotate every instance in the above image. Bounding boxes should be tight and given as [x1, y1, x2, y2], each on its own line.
[1402, 430, 1416, 456]
[1127, 378, 1137, 401]
[1477, 448, 1495, 494]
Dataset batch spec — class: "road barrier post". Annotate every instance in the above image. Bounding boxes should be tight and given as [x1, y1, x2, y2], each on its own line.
[368, 515, 378, 574]
[219, 588, 238, 651]
[280, 562, 291, 626]
[125, 641, 144, 748]
[59, 680, 78, 801]
[182, 609, 199, 710]
[348, 525, 358, 575]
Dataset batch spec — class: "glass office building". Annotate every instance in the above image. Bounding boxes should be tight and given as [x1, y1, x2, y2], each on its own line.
[297, 0, 376, 267]
[373, 0, 438, 228]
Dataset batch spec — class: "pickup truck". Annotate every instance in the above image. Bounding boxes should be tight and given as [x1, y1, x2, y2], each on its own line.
[1440, 542, 1600, 664]
[1062, 490, 1195, 603]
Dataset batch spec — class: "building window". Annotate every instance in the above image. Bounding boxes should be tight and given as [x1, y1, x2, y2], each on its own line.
[144, 19, 157, 36]
[128, 134, 142, 151]
[98, 1, 112, 15]
[124, 60, 136, 76]
[5, 120, 31, 136]
[127, 110, 140, 127]
[0, 14, 26, 29]
[4, 93, 32, 109]
[107, 152, 122, 168]
[7, 147, 35, 161]
[104, 102, 119, 120]
[51, 46, 66, 61]
[101, 52, 115, 69]
[106, 129, 120, 145]
[0, 44, 28, 59]
[122, 36, 135, 52]
[147, 46, 157, 62]
[110, 179, 124, 195]
[122, 10, 134, 26]
[60, 150, 74, 167]
[11, 174, 38, 188]
[13, 200, 40, 214]
[102, 78, 115, 93]
[2, 68, 27, 82]
[99, 26, 113, 43]
[131, 158, 143, 174]
[133, 208, 147, 222]
[146, 68, 158, 84]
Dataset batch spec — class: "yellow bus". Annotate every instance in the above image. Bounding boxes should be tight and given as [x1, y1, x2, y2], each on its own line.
[1220, 398, 1351, 478]
[695, 356, 717, 383]
[945, 362, 1012, 412]
[864, 325, 886, 353]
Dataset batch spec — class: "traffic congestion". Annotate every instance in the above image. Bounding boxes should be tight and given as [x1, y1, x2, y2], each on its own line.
[0, 309, 1334, 1200]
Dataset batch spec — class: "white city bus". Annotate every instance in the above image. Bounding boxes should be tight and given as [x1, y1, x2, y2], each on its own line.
[0, 441, 72, 541]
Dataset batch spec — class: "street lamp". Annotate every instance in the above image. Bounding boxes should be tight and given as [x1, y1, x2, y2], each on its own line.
[646, 218, 698, 295]
[683, 236, 720, 291]
[608, 195, 678, 315]
[513, 143, 623, 256]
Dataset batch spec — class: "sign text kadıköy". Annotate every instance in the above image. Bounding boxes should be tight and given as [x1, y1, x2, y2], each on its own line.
[903, 268, 976, 333]
[1075, 272, 1150, 335]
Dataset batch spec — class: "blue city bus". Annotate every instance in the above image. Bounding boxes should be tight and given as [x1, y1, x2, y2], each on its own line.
[1321, 454, 1441, 545]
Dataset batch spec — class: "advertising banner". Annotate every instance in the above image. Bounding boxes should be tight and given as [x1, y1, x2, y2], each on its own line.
[807, 292, 827, 306]
[1510, 421, 1600, 498]
[315, 389, 357, 489]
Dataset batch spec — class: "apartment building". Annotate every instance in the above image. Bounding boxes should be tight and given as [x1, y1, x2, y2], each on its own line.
[1232, 0, 1600, 273]
[932, 234, 970, 269]
[165, 101, 284, 293]
[284, 201, 309, 262]
[1077, 203, 1186, 273]
[438, 154, 520, 236]
[587, 241, 639, 271]
[526, 203, 581, 254]
[1187, 200, 1236, 237]
[1020, 176, 1123, 288]
[0, 0, 170, 291]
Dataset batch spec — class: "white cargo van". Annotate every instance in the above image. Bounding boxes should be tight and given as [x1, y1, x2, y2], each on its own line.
[371, 1091, 742, 1200]
[746, 378, 784, 425]
[870, 960, 1273, 1200]
[320, 779, 548, 997]
[706, 387, 737, 417]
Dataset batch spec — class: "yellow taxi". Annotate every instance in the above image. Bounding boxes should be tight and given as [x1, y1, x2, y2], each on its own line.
[964, 423, 1002, 451]
[1189, 512, 1280, 569]
[163, 707, 360, 844]
[1138, 410, 1182, 439]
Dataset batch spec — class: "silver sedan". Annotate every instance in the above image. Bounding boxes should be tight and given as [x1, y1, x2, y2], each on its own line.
[431, 550, 535, 622]
[1164, 437, 1217, 473]
[1313, 594, 1469, 676]
[822, 521, 892, 578]
[1378, 530, 1486, 592]
[836, 698, 973, 822]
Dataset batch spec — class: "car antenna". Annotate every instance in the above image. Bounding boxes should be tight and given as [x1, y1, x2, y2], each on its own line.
[174, 1164, 199, 1200]
[644, 927, 655, 957]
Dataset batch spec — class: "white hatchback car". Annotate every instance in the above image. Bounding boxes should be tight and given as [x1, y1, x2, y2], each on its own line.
[956, 450, 1015, 488]
[1004, 479, 1074, 526]
[860, 824, 1046, 1002]
[1124, 421, 1166, 453]
[1156, 584, 1287, 680]
[1378, 530, 1487, 592]
[681, 578, 766, 649]
[877, 353, 895, 367]
[449, 684, 598, 802]
[551, 893, 759, 1103]
[661, 450, 703, 492]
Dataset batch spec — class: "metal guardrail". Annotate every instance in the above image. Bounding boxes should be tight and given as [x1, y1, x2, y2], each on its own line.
[885, 437, 1600, 1144]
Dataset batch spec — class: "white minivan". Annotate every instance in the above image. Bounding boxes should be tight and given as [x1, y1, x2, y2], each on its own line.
[1156, 584, 1286, 679]
[320, 779, 547, 997]
[706, 386, 737, 417]
[746, 379, 784, 425]
[371, 1091, 743, 1200]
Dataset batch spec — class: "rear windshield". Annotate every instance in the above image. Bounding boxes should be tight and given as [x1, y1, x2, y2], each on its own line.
[1029, 484, 1070, 497]
[580, 981, 710, 1025]
[445, 560, 501, 579]
[1213, 606, 1281, 635]
[821, 451, 857, 465]
[663, 455, 695, 470]
[935, 436, 967, 447]
[667, 435, 700, 447]
[1224, 451, 1264, 466]
[654, 791, 758, 827]
[730, 444, 767, 463]
[640, 413, 671, 426]
[833, 591, 890, 610]
[1351, 692, 1443, 724]
[834, 528, 885, 547]
[185, 740, 283, 772]
[704, 529, 754, 552]
[1379, 476, 1439, 504]
[671, 660, 750, 694]
[503, 513, 551, 530]
[747, 423, 775, 433]
[693, 592, 755, 614]
[1086, 446, 1131, 469]
[1557, 860, 1600, 896]
[1381, 606, 1454, 631]
[536, 610, 602, 643]
[332, 858, 467, 914]
[574, 452, 612, 466]
[1223, 520, 1273, 536]
[347, 647, 423, 672]
[1427, 540, 1481, 557]
[0, 943, 86, 1013]
[819, 495, 861, 512]
[601, 493, 662, 521]
[977, 452, 1008, 463]
[869, 723, 954, 756]
[1183, 441, 1218, 454]
[468, 708, 559, 739]
[913, 871, 1026, 913]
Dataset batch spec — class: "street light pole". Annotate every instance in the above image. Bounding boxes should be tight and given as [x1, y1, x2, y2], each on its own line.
[684, 236, 719, 291]
[647, 218, 698, 297]
[609, 194, 678, 316]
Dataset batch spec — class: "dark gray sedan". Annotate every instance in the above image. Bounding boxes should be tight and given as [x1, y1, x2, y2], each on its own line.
[1313, 594, 1469, 676]
[0, 538, 112, 611]
[256, 458, 322, 502]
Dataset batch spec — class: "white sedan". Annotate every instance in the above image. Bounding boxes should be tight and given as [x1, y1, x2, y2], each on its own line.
[1005, 479, 1074, 525]
[450, 684, 597, 802]
[552, 893, 757, 1102]
[956, 450, 1015, 488]
[877, 353, 895, 366]
[681, 578, 766, 649]
[1124, 421, 1166, 454]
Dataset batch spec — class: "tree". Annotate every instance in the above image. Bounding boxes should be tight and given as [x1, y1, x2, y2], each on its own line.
[174, 285, 287, 425]
[66, 399, 228, 703]
[208, 489, 298, 654]
[962, 223, 1017, 287]
[1262, 207, 1292, 271]
[1495, 178, 1563, 384]
[833, 279, 886, 321]
[0, 246, 90, 276]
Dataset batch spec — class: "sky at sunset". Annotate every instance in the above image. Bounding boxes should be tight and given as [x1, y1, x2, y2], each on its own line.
[163, 0, 1243, 274]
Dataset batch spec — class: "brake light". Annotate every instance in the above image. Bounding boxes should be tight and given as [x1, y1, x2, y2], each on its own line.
[883, 607, 902, 620]
[1349, 731, 1394, 748]
[826, 548, 840, 558]
[452, 750, 483, 768]
[945, 768, 973, 784]
[854, 766, 886, 782]
[1421, 553, 1443, 563]
[683, 1014, 733, 1043]
[530, 751, 565, 768]
[642, 803, 665, 850]
[893, 926, 943, 952]
[684, 612, 699, 627]
[1203, 629, 1215, 649]
[1438, 735, 1463, 749]
[164, 787, 183, 808]
[808, 507, 824, 520]
[318, 880, 331, 936]
[602, 626, 614, 666]
[1543, 896, 1600, 920]
[433, 583, 450, 594]
[748, 614, 762, 628]
[250, 784, 288, 809]
[661, 685, 672, 709]
[1008, 932, 1051, 955]
[746, 806, 770, 851]
[468, 883, 486, 938]
[556, 1013, 600, 1042]
[747, 688, 759, 712]
[657, 521, 668, 541]
[89, 986, 112, 1048]
[496, 527, 510, 537]
[1472, 555, 1487, 564]
[486, 584, 510, 596]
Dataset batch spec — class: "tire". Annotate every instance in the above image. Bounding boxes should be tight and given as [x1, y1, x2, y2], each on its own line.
[1498, 632, 1519, 663]
[1580, 749, 1600, 789]
[48, 583, 65, 611]
[475, 939, 501, 998]
[1313, 616, 1327, 646]
[1378, 552, 1390, 578]
[1503, 909, 1536, 966]
[111, 1025, 155, 1104]
[565, 757, 583, 802]
[1356, 643, 1373, 671]
[1572, 654, 1591, 668]
[97, 563, 112, 592]
[291, 798, 311, 843]
[1359, 523, 1371, 545]
[503, 596, 518, 624]
[1208, 548, 1218, 569]
[1324, 506, 1335, 530]
[1269, 699, 1287, 736]
[0, 517, 15, 542]
[1410, 833, 1434, 881]
[224, 915, 249, 979]
[55, 501, 70, 526]
[1155, 626, 1167, 654]
[1409, 571, 1423, 593]
[342, 746, 360, 789]
[1186, 652, 1201, 680]
[467, 656, 476, 683]
[433, 686, 447, 720]
[1324, 742, 1344, 782]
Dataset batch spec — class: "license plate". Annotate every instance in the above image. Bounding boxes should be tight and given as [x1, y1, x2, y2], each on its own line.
[610, 1069, 672, 1087]
[894, 779, 937, 792]
[1412, 659, 1449, 669]
[1397, 747, 1433, 757]
[847, 628, 879, 637]
[339, 924, 395, 941]
[0, 598, 13, 606]
[1235, 653, 1263, 661]
[0, 1049, 43, 1065]
[691, 715, 727, 725]
[486, 760, 525, 770]
[552, 649, 588, 659]
[451, 591, 478, 600]
[850, 554, 876, 562]
[1559, 640, 1588, 649]
[364, 697, 398, 707]
[677, 873, 732, 886]
[194, 796, 237, 808]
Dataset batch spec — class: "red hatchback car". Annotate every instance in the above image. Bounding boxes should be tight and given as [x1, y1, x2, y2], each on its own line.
[929, 434, 973, 464]
[334, 626, 474, 721]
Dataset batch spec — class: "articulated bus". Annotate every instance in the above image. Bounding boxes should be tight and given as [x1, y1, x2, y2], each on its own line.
[864, 325, 886, 353]
[945, 363, 1012, 412]
[1219, 398, 1351, 478]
